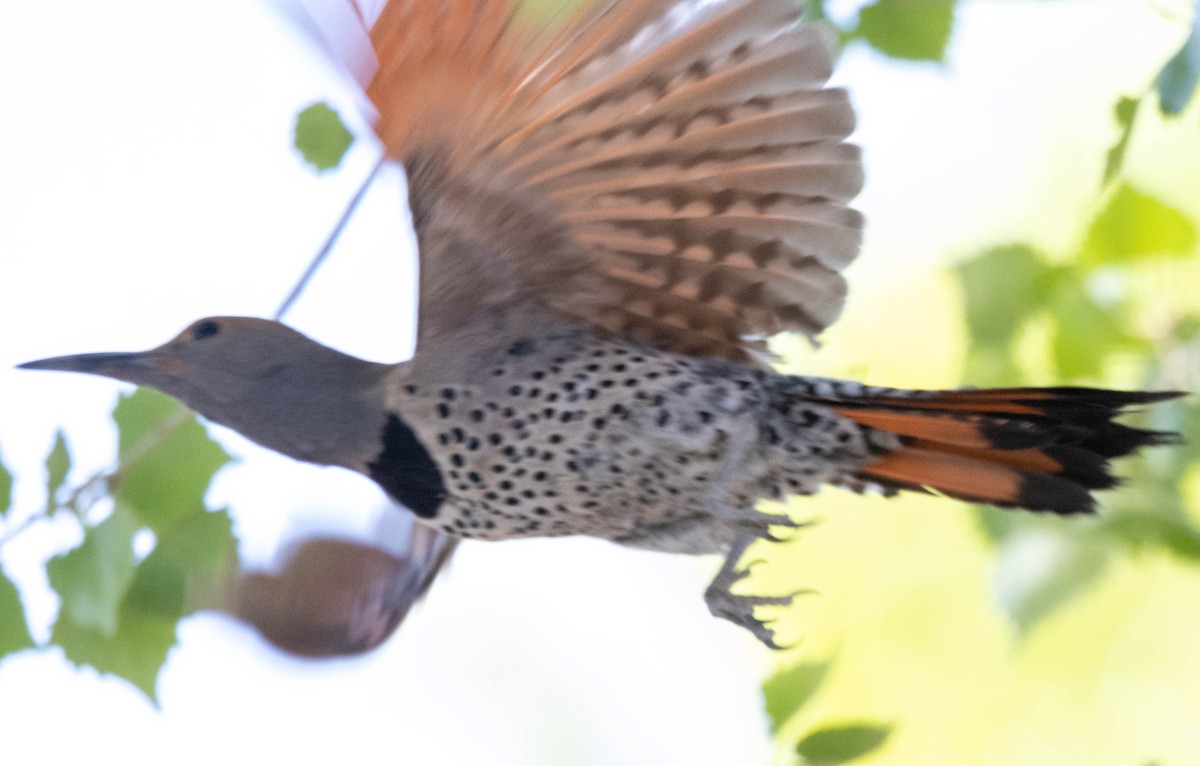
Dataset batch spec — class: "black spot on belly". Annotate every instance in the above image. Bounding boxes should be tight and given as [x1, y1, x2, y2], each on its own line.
[368, 414, 447, 519]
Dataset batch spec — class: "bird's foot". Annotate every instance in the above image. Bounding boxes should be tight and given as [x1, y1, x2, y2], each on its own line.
[704, 562, 804, 649]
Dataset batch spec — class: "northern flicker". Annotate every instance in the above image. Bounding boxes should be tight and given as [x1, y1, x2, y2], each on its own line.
[20, 0, 1182, 651]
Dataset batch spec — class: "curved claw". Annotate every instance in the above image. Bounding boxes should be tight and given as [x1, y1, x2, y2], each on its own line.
[762, 631, 795, 651]
[741, 557, 769, 573]
[706, 531, 816, 647]
[736, 513, 815, 544]
[763, 523, 806, 544]
[704, 585, 799, 649]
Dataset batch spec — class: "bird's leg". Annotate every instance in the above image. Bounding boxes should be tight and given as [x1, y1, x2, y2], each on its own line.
[704, 531, 803, 649]
[706, 422, 798, 540]
[702, 420, 802, 642]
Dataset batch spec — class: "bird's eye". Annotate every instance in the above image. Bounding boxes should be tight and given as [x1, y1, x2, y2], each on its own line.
[192, 320, 221, 341]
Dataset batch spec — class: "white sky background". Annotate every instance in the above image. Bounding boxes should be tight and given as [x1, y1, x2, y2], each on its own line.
[0, 1, 1187, 764]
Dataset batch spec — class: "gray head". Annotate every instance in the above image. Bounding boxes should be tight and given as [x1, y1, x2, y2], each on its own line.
[20, 317, 392, 469]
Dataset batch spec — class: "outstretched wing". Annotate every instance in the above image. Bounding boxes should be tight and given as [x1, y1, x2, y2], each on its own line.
[367, 0, 862, 366]
[234, 0, 859, 658]
[222, 525, 456, 657]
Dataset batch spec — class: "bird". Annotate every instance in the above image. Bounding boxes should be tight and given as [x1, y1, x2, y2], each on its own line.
[19, 0, 1183, 651]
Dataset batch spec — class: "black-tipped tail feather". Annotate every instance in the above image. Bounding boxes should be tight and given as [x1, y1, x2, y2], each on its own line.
[829, 387, 1184, 515]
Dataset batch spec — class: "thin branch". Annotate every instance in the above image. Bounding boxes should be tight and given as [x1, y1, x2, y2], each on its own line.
[71, 409, 192, 507]
[274, 155, 388, 321]
[0, 513, 41, 550]
[0, 409, 191, 550]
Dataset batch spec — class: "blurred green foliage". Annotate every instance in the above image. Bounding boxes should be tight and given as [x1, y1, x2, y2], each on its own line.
[807, 0, 957, 62]
[957, 176, 1200, 634]
[50, 505, 236, 702]
[0, 469, 34, 655]
[764, 660, 831, 734]
[1156, 0, 1200, 115]
[795, 724, 893, 766]
[0, 390, 236, 701]
[1105, 97, 1142, 184]
[110, 388, 231, 532]
[957, 183, 1195, 388]
[0, 448, 11, 519]
[762, 3, 1200, 764]
[44, 431, 70, 515]
[0, 570, 34, 657]
[849, 0, 956, 62]
[766, 661, 893, 763]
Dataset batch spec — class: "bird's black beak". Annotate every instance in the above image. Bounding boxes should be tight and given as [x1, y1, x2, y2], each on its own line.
[17, 350, 174, 386]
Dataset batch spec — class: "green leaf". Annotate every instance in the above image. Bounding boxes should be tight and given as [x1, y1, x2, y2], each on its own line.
[1103, 514, 1200, 563]
[51, 591, 178, 703]
[0, 447, 12, 518]
[45, 430, 71, 512]
[127, 508, 237, 618]
[973, 503, 1021, 545]
[803, 0, 828, 23]
[1156, 4, 1200, 116]
[853, 0, 956, 62]
[796, 723, 892, 765]
[763, 661, 831, 734]
[51, 509, 237, 703]
[46, 504, 138, 636]
[294, 102, 354, 172]
[955, 245, 1046, 349]
[1049, 288, 1126, 380]
[1103, 96, 1141, 184]
[1080, 184, 1197, 264]
[45, 388, 237, 700]
[111, 389, 231, 532]
[0, 569, 35, 659]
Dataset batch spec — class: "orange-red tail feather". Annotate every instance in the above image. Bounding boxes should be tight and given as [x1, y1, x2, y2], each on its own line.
[830, 387, 1183, 514]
